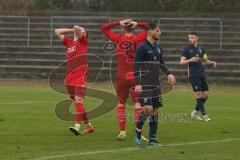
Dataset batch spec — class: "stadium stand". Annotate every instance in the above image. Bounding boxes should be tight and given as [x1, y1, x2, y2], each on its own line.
[0, 12, 240, 83]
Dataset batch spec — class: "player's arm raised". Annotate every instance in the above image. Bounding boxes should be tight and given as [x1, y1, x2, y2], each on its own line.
[100, 21, 123, 43]
[132, 20, 148, 41]
[131, 21, 148, 29]
[55, 28, 74, 41]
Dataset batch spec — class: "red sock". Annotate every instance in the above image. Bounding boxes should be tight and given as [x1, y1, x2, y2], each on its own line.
[117, 105, 126, 131]
[134, 108, 142, 125]
[75, 103, 83, 124]
[75, 103, 89, 124]
[81, 104, 89, 124]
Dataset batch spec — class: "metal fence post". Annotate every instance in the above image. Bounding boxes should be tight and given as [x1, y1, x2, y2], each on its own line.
[27, 16, 30, 47]
[220, 19, 223, 49]
[50, 17, 53, 47]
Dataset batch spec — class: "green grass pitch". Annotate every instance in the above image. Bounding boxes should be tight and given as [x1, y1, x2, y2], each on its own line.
[0, 82, 240, 160]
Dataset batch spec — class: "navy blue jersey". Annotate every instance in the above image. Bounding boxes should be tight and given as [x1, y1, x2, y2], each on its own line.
[134, 40, 171, 86]
[181, 45, 207, 77]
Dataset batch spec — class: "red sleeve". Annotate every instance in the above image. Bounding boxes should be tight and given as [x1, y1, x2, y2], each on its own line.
[100, 22, 121, 43]
[135, 31, 147, 43]
[134, 22, 147, 42]
[63, 35, 73, 47]
[78, 34, 88, 44]
[137, 22, 148, 30]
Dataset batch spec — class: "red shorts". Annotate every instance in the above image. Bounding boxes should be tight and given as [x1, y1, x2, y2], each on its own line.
[65, 73, 87, 100]
[117, 72, 139, 104]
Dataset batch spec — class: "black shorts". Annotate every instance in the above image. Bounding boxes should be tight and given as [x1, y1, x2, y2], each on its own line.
[140, 85, 163, 108]
[189, 76, 209, 92]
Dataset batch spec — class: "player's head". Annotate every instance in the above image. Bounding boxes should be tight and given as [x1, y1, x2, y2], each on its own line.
[147, 21, 161, 40]
[188, 32, 199, 45]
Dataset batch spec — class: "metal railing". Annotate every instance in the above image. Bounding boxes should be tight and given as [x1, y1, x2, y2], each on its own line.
[0, 16, 223, 49]
[158, 18, 223, 49]
[0, 16, 30, 47]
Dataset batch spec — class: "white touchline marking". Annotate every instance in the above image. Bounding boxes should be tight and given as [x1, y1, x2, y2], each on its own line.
[0, 101, 38, 105]
[0, 101, 57, 105]
[29, 138, 240, 160]
[163, 138, 240, 147]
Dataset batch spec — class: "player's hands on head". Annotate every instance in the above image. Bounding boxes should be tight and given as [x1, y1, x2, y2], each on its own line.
[120, 19, 132, 27]
[131, 21, 138, 29]
[74, 25, 84, 32]
[135, 85, 142, 92]
[74, 25, 80, 29]
[167, 74, 176, 85]
[120, 20, 127, 26]
[74, 25, 86, 37]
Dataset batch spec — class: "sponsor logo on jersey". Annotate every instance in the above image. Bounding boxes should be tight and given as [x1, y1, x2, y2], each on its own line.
[67, 46, 76, 54]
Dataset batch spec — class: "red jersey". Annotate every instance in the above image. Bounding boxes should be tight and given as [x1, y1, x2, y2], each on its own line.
[101, 22, 147, 75]
[63, 35, 88, 76]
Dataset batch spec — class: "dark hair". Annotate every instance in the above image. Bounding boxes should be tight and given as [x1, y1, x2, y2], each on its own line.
[147, 21, 159, 31]
[189, 32, 199, 37]
[84, 28, 89, 38]
[123, 23, 134, 32]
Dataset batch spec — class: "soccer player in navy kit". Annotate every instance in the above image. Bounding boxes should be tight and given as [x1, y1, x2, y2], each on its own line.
[134, 22, 176, 147]
[180, 32, 217, 122]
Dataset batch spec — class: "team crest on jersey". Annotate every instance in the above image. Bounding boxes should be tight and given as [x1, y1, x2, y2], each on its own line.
[67, 46, 76, 54]
[195, 85, 198, 90]
[154, 56, 157, 60]
[144, 98, 148, 103]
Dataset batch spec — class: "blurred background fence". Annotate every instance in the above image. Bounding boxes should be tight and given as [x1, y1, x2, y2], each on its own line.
[0, 13, 239, 83]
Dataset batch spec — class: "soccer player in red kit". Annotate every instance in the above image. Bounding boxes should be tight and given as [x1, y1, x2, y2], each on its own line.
[55, 25, 94, 136]
[101, 19, 148, 140]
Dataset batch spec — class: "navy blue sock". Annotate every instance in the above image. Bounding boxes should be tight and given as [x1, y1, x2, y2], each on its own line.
[149, 114, 158, 142]
[195, 98, 201, 111]
[195, 105, 200, 111]
[136, 111, 149, 139]
[197, 98, 206, 115]
[203, 97, 208, 104]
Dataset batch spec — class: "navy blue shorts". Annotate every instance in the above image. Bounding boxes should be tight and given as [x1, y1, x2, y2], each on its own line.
[139, 85, 163, 108]
[189, 76, 209, 92]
